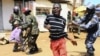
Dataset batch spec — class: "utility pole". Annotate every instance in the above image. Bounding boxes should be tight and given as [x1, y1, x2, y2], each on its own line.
[81, 0, 84, 5]
[71, 0, 76, 21]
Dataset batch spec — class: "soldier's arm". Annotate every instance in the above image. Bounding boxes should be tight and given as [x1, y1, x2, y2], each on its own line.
[80, 18, 98, 29]
[9, 14, 15, 24]
[71, 16, 86, 26]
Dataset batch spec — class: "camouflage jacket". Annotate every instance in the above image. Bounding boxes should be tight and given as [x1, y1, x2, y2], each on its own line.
[23, 14, 39, 35]
[9, 13, 23, 26]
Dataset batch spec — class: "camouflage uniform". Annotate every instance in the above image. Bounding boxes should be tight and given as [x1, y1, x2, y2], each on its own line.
[9, 13, 23, 30]
[73, 14, 99, 56]
[26, 15, 39, 35]
[9, 13, 23, 52]
[23, 14, 39, 53]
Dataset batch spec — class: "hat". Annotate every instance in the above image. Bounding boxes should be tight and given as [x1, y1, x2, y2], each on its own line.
[86, 4, 95, 9]
[95, 7, 100, 13]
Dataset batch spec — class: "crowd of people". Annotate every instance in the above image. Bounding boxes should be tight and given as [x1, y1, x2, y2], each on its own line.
[0, 3, 100, 56]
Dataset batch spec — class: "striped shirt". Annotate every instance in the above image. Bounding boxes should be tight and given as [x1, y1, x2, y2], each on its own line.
[44, 15, 67, 40]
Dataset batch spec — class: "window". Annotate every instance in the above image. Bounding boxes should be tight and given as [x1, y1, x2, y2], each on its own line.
[14, 0, 33, 10]
[36, 7, 50, 15]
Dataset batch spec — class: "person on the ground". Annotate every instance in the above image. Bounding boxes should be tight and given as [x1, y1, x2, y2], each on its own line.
[0, 33, 9, 45]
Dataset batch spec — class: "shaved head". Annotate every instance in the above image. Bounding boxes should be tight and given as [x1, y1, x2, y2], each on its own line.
[53, 3, 62, 10]
[52, 3, 62, 16]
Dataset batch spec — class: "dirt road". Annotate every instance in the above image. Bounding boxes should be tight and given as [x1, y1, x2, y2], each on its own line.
[0, 32, 100, 56]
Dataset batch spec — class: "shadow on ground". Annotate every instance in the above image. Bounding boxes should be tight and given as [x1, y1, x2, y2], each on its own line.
[68, 51, 87, 56]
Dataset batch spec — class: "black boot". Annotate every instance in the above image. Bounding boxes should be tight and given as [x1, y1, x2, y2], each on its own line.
[34, 43, 39, 52]
[85, 53, 94, 56]
[86, 51, 94, 56]
[26, 48, 34, 55]
[13, 43, 19, 52]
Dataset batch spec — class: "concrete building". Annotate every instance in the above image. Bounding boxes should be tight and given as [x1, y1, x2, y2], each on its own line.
[0, 0, 83, 31]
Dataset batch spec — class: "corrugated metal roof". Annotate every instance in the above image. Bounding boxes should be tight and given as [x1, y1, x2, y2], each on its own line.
[49, 0, 70, 3]
[14, 0, 35, 1]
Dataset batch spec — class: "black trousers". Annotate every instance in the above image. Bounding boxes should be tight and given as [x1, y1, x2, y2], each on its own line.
[28, 34, 39, 51]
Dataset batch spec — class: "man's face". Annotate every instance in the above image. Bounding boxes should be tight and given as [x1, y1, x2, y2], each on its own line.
[52, 4, 61, 16]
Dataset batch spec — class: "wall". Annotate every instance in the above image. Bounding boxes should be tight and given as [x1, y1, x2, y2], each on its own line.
[61, 4, 69, 32]
[2, 0, 69, 32]
[68, 0, 82, 7]
[35, 0, 52, 31]
[0, 0, 3, 31]
[35, 0, 69, 32]
[2, 0, 14, 30]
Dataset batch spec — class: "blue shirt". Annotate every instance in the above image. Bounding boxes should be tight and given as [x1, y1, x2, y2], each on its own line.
[73, 14, 99, 33]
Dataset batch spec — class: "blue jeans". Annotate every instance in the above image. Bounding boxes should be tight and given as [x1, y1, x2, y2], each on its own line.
[85, 33, 97, 54]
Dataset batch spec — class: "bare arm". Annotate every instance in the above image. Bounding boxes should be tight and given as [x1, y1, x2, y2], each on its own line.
[44, 24, 51, 30]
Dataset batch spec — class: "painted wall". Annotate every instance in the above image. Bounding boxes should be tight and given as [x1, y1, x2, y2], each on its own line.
[2, 0, 69, 32]
[2, 0, 14, 30]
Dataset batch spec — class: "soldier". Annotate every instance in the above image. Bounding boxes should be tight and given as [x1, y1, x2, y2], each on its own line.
[23, 7, 39, 54]
[9, 6, 23, 52]
[72, 4, 100, 56]
[9, 6, 22, 30]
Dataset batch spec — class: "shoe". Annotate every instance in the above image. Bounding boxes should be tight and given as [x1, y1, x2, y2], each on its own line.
[26, 49, 34, 55]
[34, 49, 39, 52]
[26, 51, 34, 55]
[85, 53, 94, 56]
[13, 49, 19, 52]
[5, 40, 9, 44]
[88, 53, 94, 56]
[26, 49, 39, 55]
[13, 43, 19, 52]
